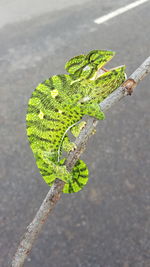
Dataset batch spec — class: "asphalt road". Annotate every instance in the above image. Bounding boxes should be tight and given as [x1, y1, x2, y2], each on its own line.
[0, 0, 150, 266]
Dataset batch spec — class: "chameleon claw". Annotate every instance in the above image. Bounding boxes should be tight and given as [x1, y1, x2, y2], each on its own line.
[71, 143, 77, 151]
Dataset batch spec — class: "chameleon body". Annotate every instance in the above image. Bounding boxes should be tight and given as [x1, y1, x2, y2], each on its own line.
[26, 50, 126, 193]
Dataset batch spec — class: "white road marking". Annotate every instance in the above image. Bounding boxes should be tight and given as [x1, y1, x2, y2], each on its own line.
[94, 0, 150, 24]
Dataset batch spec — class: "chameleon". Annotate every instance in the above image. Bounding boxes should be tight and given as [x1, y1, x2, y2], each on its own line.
[26, 50, 126, 193]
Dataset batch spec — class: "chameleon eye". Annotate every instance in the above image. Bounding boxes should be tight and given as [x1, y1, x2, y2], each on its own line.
[83, 65, 91, 71]
[79, 64, 95, 79]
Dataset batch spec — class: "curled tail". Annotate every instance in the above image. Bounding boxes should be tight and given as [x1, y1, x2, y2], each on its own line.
[63, 160, 89, 193]
[37, 152, 89, 193]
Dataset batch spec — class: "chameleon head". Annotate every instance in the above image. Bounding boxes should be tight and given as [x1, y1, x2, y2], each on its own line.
[76, 50, 126, 103]
[65, 50, 126, 102]
[65, 50, 119, 80]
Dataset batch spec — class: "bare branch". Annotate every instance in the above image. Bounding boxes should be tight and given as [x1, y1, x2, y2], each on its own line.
[12, 56, 150, 267]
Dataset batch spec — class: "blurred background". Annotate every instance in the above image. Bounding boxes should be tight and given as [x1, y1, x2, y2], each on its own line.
[0, 0, 150, 266]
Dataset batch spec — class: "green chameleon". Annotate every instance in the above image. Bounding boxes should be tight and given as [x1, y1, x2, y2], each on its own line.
[26, 50, 126, 193]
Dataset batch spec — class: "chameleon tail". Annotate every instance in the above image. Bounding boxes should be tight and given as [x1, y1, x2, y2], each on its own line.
[63, 160, 89, 193]
[37, 153, 88, 194]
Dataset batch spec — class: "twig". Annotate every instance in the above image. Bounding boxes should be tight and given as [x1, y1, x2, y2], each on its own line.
[12, 57, 150, 267]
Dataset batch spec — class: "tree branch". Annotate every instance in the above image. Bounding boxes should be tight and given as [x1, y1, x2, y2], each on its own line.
[12, 57, 150, 267]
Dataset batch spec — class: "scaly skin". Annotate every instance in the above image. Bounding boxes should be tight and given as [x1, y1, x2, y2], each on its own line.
[26, 50, 126, 193]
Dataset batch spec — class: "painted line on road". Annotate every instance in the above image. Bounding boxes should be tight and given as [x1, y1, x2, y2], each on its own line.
[94, 0, 150, 24]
